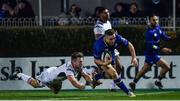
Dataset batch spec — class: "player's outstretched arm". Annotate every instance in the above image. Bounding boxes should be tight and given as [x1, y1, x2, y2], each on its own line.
[67, 75, 85, 90]
[128, 42, 138, 67]
[161, 47, 172, 54]
[169, 31, 177, 39]
[81, 72, 93, 83]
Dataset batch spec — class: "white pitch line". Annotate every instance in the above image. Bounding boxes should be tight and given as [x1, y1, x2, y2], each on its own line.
[49, 96, 88, 100]
[48, 91, 175, 100]
[136, 91, 174, 96]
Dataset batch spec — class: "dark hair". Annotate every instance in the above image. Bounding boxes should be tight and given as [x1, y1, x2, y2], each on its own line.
[71, 52, 84, 60]
[105, 29, 116, 36]
[97, 7, 106, 15]
[69, 4, 81, 12]
[148, 13, 158, 20]
[130, 2, 138, 8]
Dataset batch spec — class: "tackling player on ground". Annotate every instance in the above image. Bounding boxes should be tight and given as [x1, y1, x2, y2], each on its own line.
[10, 52, 94, 94]
[129, 14, 177, 91]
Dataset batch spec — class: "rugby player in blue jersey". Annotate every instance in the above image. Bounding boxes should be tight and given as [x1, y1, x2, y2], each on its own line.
[129, 14, 177, 91]
[93, 29, 138, 97]
[93, 7, 123, 91]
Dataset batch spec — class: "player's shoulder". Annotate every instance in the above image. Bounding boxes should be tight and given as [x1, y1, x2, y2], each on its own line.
[62, 62, 73, 70]
[94, 23, 103, 29]
[156, 25, 161, 29]
[146, 26, 154, 33]
[95, 36, 104, 43]
[115, 34, 124, 40]
[66, 63, 76, 73]
[94, 37, 104, 49]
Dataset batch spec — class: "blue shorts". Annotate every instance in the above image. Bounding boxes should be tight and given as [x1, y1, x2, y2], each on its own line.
[145, 54, 161, 65]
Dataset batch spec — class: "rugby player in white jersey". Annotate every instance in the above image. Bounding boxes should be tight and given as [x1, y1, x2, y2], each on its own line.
[93, 7, 122, 91]
[9, 52, 93, 94]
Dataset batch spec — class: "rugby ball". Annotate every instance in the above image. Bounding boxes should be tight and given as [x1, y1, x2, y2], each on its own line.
[101, 51, 111, 62]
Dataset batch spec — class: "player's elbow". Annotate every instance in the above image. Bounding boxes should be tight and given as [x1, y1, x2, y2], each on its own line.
[128, 42, 135, 51]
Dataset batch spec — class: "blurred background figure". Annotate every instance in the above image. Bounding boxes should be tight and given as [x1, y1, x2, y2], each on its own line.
[126, 2, 142, 17]
[13, 0, 35, 18]
[68, 4, 82, 18]
[0, 2, 11, 18]
[91, 6, 102, 18]
[58, 4, 82, 25]
[176, 1, 180, 17]
[144, 0, 168, 17]
[111, 2, 125, 18]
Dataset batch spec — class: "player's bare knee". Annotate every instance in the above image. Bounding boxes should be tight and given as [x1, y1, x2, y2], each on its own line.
[165, 66, 171, 71]
[110, 70, 118, 79]
[28, 78, 40, 88]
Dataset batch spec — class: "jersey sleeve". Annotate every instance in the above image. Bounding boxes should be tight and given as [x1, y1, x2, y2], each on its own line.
[65, 68, 75, 76]
[116, 34, 129, 47]
[94, 24, 104, 35]
[93, 43, 101, 60]
[159, 29, 171, 41]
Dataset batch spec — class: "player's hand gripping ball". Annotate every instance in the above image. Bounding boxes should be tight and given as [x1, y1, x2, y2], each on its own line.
[101, 51, 111, 62]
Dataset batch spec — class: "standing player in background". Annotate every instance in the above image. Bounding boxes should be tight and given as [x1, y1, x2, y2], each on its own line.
[93, 7, 123, 91]
[129, 14, 177, 91]
[10, 52, 94, 94]
[93, 29, 138, 97]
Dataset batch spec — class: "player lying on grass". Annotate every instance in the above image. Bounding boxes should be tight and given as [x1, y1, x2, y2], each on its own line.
[93, 29, 138, 97]
[129, 14, 177, 92]
[10, 52, 99, 94]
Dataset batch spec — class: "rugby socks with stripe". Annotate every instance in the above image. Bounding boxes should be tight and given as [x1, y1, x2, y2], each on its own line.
[133, 77, 140, 84]
[17, 73, 31, 82]
[114, 77, 129, 94]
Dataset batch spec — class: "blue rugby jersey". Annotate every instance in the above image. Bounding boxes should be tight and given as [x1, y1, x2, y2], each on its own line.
[93, 34, 129, 65]
[145, 25, 171, 55]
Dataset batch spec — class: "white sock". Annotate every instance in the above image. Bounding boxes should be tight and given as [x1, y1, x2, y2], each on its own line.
[17, 73, 31, 82]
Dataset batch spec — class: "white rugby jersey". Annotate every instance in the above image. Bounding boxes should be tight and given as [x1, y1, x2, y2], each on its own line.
[36, 61, 83, 84]
[93, 20, 112, 37]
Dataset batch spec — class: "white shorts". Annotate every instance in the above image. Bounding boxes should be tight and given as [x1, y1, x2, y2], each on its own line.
[36, 67, 58, 84]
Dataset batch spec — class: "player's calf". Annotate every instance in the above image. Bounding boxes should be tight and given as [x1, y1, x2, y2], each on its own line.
[129, 82, 136, 92]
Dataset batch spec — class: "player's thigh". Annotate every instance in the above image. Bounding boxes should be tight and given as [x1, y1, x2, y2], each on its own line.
[115, 55, 122, 74]
[156, 58, 170, 69]
[103, 65, 118, 79]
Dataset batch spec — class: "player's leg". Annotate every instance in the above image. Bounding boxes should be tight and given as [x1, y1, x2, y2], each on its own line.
[155, 58, 171, 89]
[9, 68, 44, 88]
[105, 64, 135, 97]
[46, 79, 62, 94]
[93, 66, 110, 81]
[115, 55, 122, 75]
[109, 55, 122, 91]
[129, 62, 151, 91]
[28, 78, 44, 88]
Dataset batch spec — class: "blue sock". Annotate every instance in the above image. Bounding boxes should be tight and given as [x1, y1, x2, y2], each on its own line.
[114, 78, 129, 94]
[94, 72, 105, 81]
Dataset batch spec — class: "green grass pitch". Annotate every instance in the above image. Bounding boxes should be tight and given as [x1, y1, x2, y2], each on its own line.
[0, 89, 180, 100]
